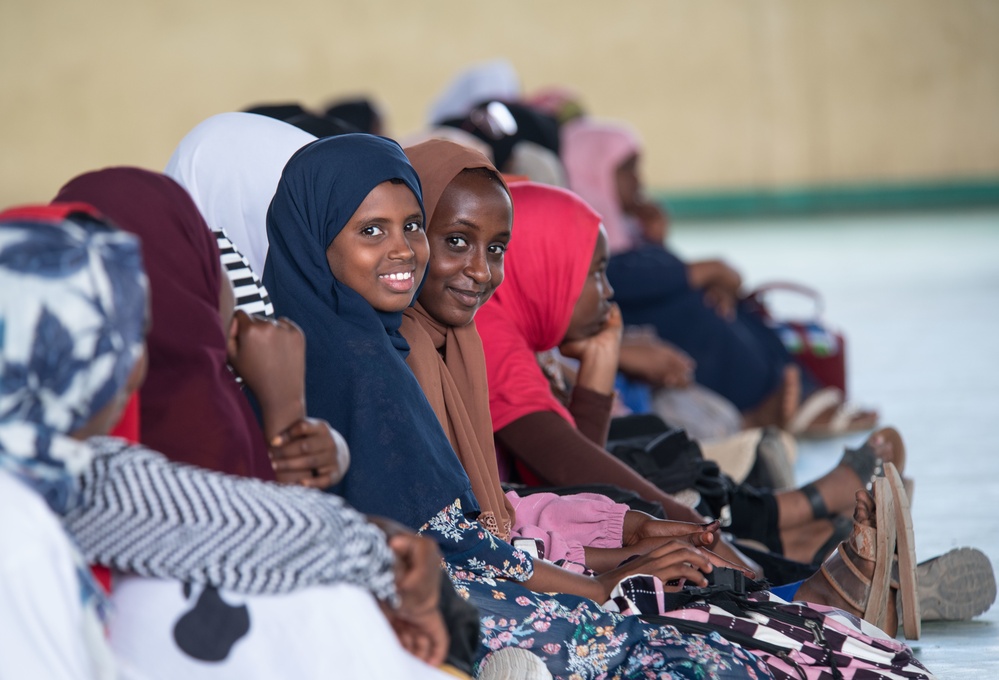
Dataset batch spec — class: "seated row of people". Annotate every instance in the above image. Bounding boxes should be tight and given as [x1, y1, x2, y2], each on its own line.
[4, 100, 990, 678]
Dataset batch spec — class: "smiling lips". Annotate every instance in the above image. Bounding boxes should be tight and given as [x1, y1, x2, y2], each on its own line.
[379, 270, 415, 292]
[448, 286, 484, 307]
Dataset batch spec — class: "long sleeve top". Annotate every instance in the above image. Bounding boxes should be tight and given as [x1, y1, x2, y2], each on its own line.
[63, 437, 397, 602]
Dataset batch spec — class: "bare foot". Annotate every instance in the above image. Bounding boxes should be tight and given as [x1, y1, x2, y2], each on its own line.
[742, 364, 801, 429]
[781, 519, 838, 564]
[777, 428, 904, 528]
[780, 365, 801, 427]
[794, 490, 899, 636]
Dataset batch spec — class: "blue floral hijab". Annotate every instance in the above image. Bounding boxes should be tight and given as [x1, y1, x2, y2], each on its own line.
[263, 134, 477, 529]
[0, 204, 146, 652]
[0, 204, 146, 513]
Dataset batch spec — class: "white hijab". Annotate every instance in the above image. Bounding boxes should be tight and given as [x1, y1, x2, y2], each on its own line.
[427, 59, 521, 126]
[165, 112, 316, 276]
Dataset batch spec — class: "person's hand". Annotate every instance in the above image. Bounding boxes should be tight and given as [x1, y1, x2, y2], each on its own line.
[618, 335, 695, 388]
[703, 284, 738, 321]
[712, 536, 762, 580]
[687, 260, 742, 321]
[226, 311, 306, 437]
[558, 303, 624, 361]
[558, 304, 623, 396]
[622, 511, 719, 549]
[269, 418, 349, 488]
[631, 200, 669, 245]
[369, 518, 448, 666]
[594, 540, 727, 595]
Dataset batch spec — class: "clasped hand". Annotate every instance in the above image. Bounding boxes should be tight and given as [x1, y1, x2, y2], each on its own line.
[226, 311, 349, 488]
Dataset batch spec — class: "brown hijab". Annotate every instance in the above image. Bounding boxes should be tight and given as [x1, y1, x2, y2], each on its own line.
[401, 140, 515, 541]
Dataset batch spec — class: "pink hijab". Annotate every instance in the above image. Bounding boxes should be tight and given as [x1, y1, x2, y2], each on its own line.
[561, 118, 642, 255]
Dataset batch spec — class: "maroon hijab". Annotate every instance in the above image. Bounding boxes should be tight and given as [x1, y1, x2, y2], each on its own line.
[54, 168, 274, 480]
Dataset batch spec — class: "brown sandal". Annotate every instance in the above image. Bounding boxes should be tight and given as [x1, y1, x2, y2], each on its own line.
[818, 475, 897, 632]
[884, 462, 920, 639]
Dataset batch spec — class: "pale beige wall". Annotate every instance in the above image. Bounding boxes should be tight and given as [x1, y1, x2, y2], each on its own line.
[2, 0, 997, 207]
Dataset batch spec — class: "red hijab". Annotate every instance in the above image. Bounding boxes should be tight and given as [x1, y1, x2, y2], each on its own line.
[54, 168, 274, 480]
[476, 182, 602, 432]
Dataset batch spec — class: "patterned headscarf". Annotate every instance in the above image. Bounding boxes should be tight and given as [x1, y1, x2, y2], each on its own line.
[0, 204, 146, 515]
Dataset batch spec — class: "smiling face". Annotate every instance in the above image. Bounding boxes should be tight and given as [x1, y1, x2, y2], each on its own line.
[419, 169, 513, 327]
[562, 226, 614, 342]
[325, 180, 428, 313]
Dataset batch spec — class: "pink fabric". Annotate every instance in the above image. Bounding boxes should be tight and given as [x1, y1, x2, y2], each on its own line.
[477, 183, 601, 431]
[561, 118, 642, 255]
[506, 491, 626, 564]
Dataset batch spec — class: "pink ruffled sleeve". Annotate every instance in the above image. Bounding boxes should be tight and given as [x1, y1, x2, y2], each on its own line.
[506, 490, 627, 564]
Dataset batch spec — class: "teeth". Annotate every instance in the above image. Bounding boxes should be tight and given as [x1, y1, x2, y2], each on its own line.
[381, 272, 412, 281]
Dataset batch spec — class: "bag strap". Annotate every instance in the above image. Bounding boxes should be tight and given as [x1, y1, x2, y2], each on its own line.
[747, 280, 825, 320]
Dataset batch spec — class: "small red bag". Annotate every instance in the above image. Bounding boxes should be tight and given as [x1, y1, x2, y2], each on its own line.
[746, 282, 848, 398]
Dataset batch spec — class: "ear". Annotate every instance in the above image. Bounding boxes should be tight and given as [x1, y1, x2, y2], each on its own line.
[225, 310, 245, 360]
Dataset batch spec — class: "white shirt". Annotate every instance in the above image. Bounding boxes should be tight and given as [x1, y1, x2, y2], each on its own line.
[0, 470, 114, 680]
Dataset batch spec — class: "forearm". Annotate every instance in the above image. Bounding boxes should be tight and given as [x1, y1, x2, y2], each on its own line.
[522, 558, 606, 603]
[687, 259, 741, 292]
[583, 545, 649, 574]
[496, 412, 703, 523]
[571, 344, 619, 397]
[64, 437, 396, 600]
[567, 386, 614, 447]
[258, 395, 307, 442]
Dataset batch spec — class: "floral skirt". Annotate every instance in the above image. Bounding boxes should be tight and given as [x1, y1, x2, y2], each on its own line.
[422, 501, 771, 680]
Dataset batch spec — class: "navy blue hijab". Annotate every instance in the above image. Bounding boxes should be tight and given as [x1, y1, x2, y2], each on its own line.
[263, 134, 477, 529]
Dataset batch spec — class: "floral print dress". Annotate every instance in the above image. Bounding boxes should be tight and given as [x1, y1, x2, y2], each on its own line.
[421, 501, 772, 680]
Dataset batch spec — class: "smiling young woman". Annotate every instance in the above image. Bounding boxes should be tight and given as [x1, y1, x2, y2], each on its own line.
[415, 168, 511, 328]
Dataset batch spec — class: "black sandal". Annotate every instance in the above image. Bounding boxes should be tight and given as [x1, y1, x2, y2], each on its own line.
[801, 426, 905, 522]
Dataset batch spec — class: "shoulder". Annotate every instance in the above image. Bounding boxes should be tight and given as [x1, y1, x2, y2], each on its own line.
[0, 471, 77, 569]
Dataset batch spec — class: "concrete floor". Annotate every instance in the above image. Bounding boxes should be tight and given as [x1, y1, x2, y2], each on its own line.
[671, 209, 999, 678]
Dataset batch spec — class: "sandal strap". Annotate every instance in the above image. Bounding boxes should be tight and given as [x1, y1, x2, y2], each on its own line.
[787, 387, 843, 434]
[820, 551, 870, 613]
[801, 482, 831, 521]
[819, 526, 896, 619]
[840, 444, 883, 491]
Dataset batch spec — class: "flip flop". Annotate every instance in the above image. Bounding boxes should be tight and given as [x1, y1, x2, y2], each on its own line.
[787, 387, 879, 439]
[884, 462, 920, 639]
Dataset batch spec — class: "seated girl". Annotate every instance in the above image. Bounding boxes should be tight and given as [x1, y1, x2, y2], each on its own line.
[53, 170, 457, 675]
[261, 132, 773, 679]
[400, 139, 730, 572]
[0, 204, 453, 679]
[560, 118, 877, 436]
[55, 167, 344, 488]
[473, 181, 903, 568]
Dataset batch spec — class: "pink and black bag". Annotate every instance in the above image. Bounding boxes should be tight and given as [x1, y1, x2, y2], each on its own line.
[607, 574, 934, 680]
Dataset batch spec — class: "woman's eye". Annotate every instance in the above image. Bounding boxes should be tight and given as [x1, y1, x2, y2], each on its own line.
[487, 243, 507, 255]
[361, 225, 385, 237]
[405, 221, 424, 233]
[447, 236, 469, 248]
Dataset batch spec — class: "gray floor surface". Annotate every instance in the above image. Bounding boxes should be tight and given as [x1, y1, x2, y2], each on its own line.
[671, 209, 999, 678]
